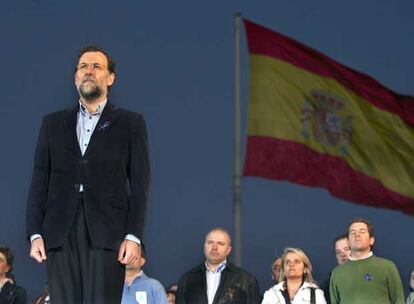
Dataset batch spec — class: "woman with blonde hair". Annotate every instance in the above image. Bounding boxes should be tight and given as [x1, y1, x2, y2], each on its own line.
[262, 248, 326, 304]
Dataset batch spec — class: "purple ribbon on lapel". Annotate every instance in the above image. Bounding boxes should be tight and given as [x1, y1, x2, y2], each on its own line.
[97, 121, 110, 131]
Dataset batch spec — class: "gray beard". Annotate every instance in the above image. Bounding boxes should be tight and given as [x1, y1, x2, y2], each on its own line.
[78, 81, 103, 102]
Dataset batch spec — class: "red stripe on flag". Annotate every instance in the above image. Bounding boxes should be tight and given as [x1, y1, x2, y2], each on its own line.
[243, 136, 414, 214]
[243, 19, 414, 127]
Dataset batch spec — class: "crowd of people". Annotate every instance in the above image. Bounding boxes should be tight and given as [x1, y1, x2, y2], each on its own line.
[1, 218, 413, 304]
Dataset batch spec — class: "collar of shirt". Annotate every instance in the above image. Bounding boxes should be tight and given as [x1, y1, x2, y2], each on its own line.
[79, 99, 107, 116]
[349, 251, 373, 261]
[129, 270, 146, 286]
[205, 260, 227, 274]
[136, 270, 144, 278]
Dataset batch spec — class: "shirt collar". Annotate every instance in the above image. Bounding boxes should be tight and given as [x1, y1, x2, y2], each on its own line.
[205, 260, 227, 274]
[130, 270, 145, 284]
[137, 270, 144, 278]
[79, 99, 107, 116]
[349, 251, 373, 261]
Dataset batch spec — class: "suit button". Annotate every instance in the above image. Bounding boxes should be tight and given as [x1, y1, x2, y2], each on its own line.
[74, 184, 80, 190]
[84, 183, 88, 190]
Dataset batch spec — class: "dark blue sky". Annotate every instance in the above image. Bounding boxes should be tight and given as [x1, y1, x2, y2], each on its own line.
[1, 1, 413, 300]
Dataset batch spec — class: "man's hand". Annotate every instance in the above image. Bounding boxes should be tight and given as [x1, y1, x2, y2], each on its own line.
[30, 238, 47, 263]
[118, 239, 140, 265]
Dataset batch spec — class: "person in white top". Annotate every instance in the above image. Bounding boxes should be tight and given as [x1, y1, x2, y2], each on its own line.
[262, 247, 326, 304]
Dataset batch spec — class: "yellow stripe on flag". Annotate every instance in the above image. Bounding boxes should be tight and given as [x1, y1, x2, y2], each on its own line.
[248, 54, 414, 198]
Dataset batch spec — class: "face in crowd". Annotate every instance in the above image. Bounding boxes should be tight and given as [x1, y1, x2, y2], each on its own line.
[166, 291, 175, 304]
[204, 229, 232, 267]
[75, 51, 115, 102]
[335, 238, 350, 265]
[279, 248, 314, 284]
[272, 257, 282, 282]
[0, 251, 10, 279]
[125, 248, 145, 272]
[283, 252, 306, 280]
[348, 221, 375, 254]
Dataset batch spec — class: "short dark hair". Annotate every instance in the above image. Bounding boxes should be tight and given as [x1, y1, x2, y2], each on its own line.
[348, 218, 374, 237]
[333, 234, 348, 248]
[167, 283, 178, 292]
[0, 246, 13, 274]
[76, 45, 115, 74]
[140, 242, 146, 259]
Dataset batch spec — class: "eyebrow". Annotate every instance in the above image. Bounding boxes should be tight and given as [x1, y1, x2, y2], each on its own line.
[349, 228, 368, 232]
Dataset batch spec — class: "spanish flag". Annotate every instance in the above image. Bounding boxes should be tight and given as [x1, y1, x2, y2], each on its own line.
[243, 19, 414, 215]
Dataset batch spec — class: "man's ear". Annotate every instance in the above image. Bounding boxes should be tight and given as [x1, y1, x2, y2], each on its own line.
[369, 236, 375, 247]
[107, 73, 115, 86]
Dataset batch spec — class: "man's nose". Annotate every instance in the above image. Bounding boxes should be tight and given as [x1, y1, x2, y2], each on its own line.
[86, 67, 95, 74]
[84, 64, 96, 73]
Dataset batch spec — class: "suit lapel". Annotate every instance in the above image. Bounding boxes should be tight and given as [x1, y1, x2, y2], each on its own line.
[83, 102, 119, 158]
[64, 105, 82, 158]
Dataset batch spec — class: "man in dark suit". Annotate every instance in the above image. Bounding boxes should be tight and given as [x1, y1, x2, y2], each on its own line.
[176, 228, 261, 304]
[26, 45, 150, 304]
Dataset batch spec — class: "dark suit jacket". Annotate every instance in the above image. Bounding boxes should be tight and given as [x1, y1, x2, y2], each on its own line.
[176, 262, 261, 304]
[0, 281, 27, 304]
[26, 102, 150, 250]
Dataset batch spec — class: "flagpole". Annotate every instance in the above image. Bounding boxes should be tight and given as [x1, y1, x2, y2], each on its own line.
[233, 12, 242, 266]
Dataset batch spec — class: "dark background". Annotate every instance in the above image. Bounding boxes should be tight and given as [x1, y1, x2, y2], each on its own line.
[1, 1, 413, 301]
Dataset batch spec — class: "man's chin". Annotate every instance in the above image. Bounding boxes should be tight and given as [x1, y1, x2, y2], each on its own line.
[79, 87, 102, 102]
[207, 258, 225, 264]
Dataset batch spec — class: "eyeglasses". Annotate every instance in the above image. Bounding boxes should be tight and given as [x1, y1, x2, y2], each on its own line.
[77, 63, 104, 72]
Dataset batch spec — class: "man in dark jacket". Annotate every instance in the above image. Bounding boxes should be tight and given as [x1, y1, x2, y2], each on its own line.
[176, 228, 261, 304]
[26, 45, 150, 304]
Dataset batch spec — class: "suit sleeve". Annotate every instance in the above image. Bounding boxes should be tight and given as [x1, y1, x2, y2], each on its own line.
[126, 114, 150, 240]
[26, 117, 50, 240]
